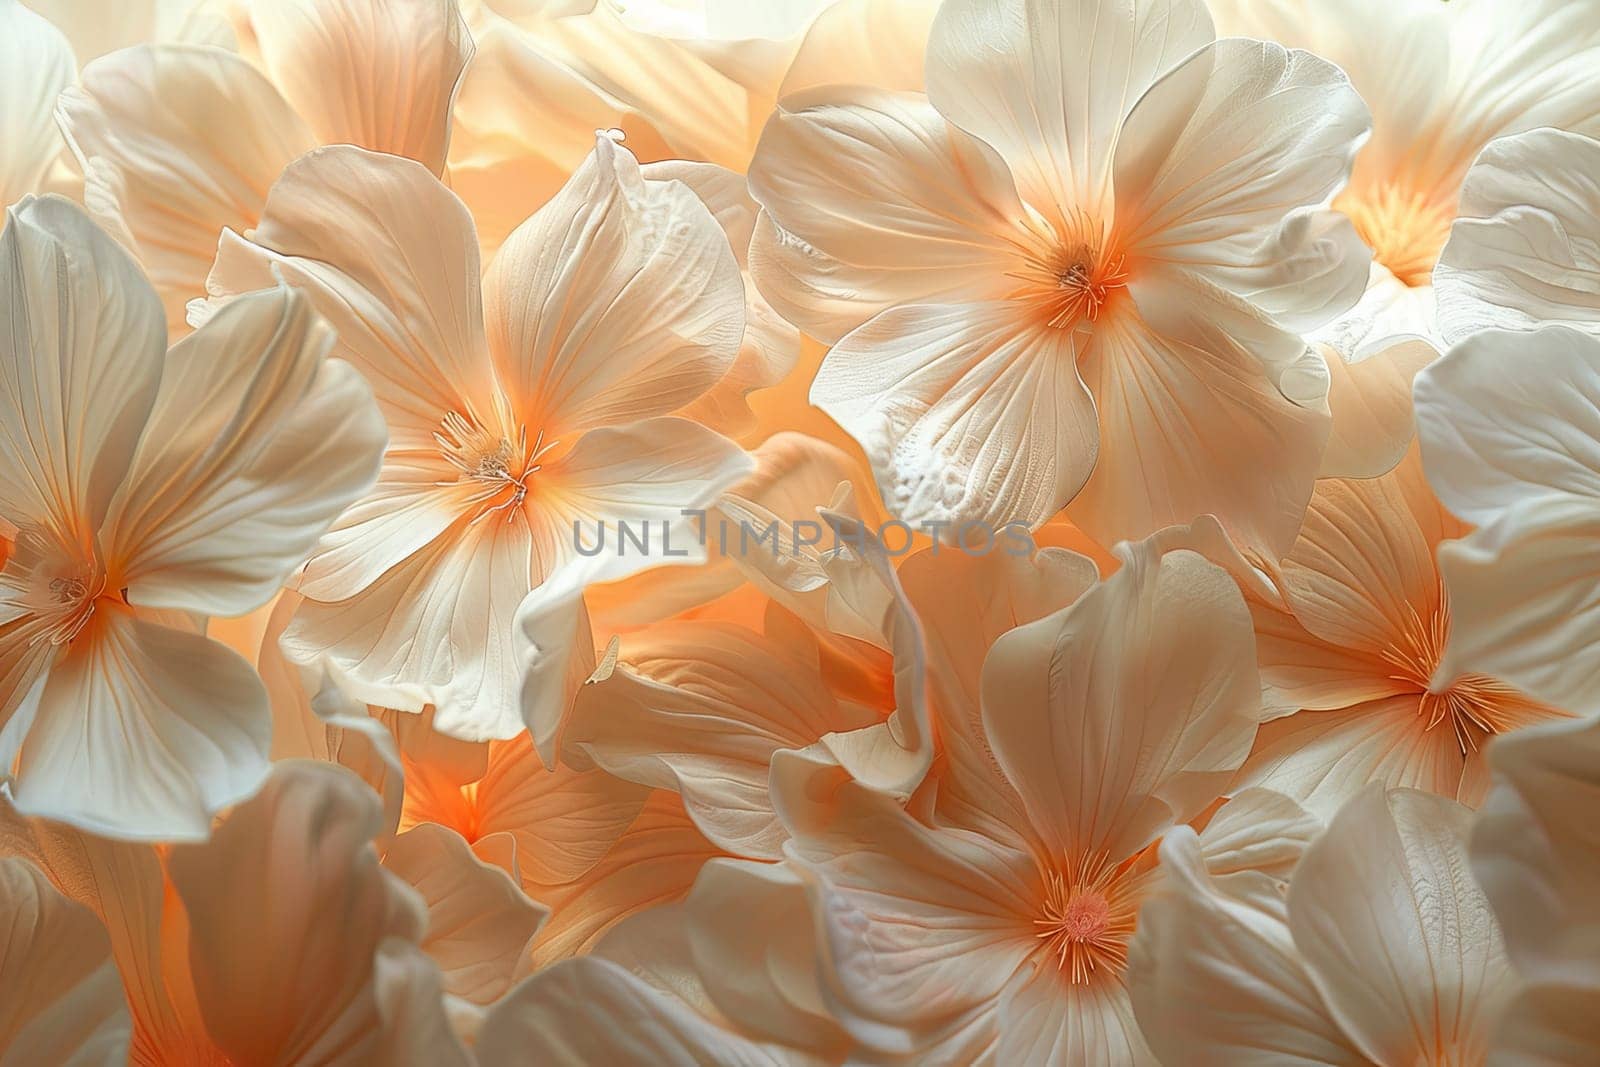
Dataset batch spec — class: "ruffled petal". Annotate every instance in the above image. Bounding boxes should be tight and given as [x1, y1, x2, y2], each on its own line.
[1128, 830, 1361, 1066]
[567, 620, 876, 859]
[1436, 129, 1600, 343]
[284, 517, 534, 742]
[200, 145, 497, 444]
[771, 747, 1037, 1054]
[484, 134, 743, 434]
[980, 540, 1260, 862]
[1113, 39, 1369, 317]
[1288, 787, 1516, 1066]
[1435, 494, 1600, 718]
[1472, 716, 1600, 988]
[1415, 325, 1600, 523]
[381, 823, 546, 1007]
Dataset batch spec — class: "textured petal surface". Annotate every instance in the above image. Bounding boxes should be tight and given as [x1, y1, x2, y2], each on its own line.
[812, 300, 1096, 532]
[1289, 787, 1516, 1067]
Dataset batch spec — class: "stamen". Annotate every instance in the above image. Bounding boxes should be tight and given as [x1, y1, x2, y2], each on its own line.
[1378, 585, 1529, 754]
[1034, 851, 1139, 984]
[1006, 209, 1129, 330]
[1, 529, 108, 646]
[434, 413, 555, 523]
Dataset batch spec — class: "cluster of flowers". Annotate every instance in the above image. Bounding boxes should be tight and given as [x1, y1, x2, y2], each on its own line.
[3, 0, 1599, 1062]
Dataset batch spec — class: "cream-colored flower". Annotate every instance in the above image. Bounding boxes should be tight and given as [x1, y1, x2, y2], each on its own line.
[57, 0, 473, 329]
[773, 542, 1261, 1062]
[1234, 449, 1566, 815]
[1209, 0, 1600, 357]
[1130, 786, 1518, 1065]
[750, 0, 1372, 555]
[0, 198, 384, 839]
[198, 135, 751, 743]
[1414, 326, 1600, 716]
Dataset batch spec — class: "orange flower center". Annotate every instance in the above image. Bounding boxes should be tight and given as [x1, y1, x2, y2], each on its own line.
[1380, 591, 1533, 754]
[1034, 851, 1140, 985]
[2, 529, 117, 647]
[1011, 211, 1130, 330]
[1336, 179, 1456, 288]
[434, 411, 558, 523]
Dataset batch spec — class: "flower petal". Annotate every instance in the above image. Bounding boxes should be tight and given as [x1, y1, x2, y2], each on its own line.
[1289, 787, 1516, 1066]
[101, 285, 386, 617]
[483, 134, 743, 435]
[567, 620, 876, 859]
[12, 612, 271, 840]
[1320, 338, 1435, 480]
[446, 16, 663, 258]
[1276, 449, 1460, 657]
[811, 300, 1097, 532]
[980, 540, 1260, 862]
[381, 823, 546, 1007]
[1074, 269, 1329, 557]
[57, 45, 315, 329]
[1471, 715, 1600, 987]
[477, 956, 774, 1067]
[201, 145, 497, 444]
[1234, 699, 1464, 820]
[0, 196, 165, 537]
[165, 761, 432, 1064]
[779, 0, 936, 97]
[0, 0, 74, 206]
[642, 159, 801, 437]
[1436, 129, 1600, 344]
[748, 86, 1029, 342]
[1112, 39, 1368, 301]
[925, 0, 1212, 216]
[527, 792, 722, 969]
[1415, 325, 1600, 523]
[1128, 830, 1361, 1066]
[771, 748, 1035, 1053]
[285, 516, 533, 742]
[1434, 493, 1600, 713]
[0, 855, 130, 1066]
[247, 0, 472, 175]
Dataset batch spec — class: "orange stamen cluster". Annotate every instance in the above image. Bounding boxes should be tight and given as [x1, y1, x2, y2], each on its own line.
[434, 411, 559, 523]
[1009, 211, 1130, 330]
[1035, 851, 1140, 984]
[1380, 590, 1528, 753]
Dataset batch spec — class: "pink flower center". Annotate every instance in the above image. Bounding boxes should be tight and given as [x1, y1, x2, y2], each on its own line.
[1035, 851, 1140, 984]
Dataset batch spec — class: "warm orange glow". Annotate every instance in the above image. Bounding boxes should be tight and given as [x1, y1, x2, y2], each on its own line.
[1337, 178, 1456, 287]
